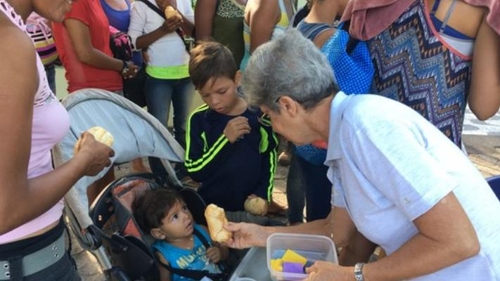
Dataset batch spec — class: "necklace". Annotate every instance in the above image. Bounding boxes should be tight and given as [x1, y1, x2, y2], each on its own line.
[171, 236, 194, 249]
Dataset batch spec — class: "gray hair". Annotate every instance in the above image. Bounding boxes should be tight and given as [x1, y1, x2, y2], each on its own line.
[241, 28, 338, 112]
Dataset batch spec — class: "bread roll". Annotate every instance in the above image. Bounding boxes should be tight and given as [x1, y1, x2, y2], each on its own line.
[244, 197, 268, 216]
[204, 204, 232, 243]
[164, 6, 180, 20]
[74, 126, 114, 154]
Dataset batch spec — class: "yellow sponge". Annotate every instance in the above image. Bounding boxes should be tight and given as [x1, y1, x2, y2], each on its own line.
[270, 259, 283, 272]
[282, 249, 307, 265]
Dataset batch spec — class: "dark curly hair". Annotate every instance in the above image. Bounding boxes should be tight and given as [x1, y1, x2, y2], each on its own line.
[132, 189, 184, 233]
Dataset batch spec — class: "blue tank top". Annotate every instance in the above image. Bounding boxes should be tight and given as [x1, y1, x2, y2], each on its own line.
[153, 224, 221, 281]
[296, 20, 331, 41]
[429, 0, 474, 55]
[100, 0, 143, 66]
[100, 0, 130, 31]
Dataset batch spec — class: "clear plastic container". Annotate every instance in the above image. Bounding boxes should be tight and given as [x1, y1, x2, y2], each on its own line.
[266, 233, 338, 281]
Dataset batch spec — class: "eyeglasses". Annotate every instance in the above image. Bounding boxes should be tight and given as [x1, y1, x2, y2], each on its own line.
[257, 96, 283, 127]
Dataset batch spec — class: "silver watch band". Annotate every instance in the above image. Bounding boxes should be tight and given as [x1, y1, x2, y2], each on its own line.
[354, 262, 365, 281]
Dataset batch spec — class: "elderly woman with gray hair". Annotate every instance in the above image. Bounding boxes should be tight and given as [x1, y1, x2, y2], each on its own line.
[225, 29, 500, 281]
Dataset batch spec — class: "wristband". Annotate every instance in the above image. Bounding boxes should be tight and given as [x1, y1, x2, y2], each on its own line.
[354, 262, 365, 281]
[121, 60, 129, 74]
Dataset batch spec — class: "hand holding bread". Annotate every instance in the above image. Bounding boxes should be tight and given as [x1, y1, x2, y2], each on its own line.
[164, 5, 181, 20]
[74, 126, 114, 154]
[205, 204, 232, 243]
[160, 5, 182, 34]
[73, 126, 115, 176]
[244, 196, 268, 216]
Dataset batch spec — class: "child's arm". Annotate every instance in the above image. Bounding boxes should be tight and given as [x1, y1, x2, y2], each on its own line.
[253, 119, 279, 202]
[184, 111, 238, 182]
[200, 225, 229, 263]
[156, 252, 172, 281]
[206, 242, 230, 263]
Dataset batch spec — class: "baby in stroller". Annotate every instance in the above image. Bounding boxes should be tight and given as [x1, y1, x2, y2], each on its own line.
[132, 188, 229, 281]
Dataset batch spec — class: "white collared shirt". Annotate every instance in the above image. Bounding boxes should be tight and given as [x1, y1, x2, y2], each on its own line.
[325, 91, 500, 280]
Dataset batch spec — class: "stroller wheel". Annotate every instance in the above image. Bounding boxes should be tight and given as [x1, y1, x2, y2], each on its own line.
[105, 267, 131, 281]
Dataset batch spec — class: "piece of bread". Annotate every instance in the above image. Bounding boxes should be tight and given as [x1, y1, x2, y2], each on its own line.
[164, 6, 180, 20]
[244, 197, 268, 216]
[74, 126, 114, 154]
[204, 204, 232, 243]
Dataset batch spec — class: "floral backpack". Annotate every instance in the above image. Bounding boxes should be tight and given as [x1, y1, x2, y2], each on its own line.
[109, 25, 133, 61]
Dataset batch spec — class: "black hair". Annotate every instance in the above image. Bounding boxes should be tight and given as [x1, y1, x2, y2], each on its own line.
[132, 189, 184, 233]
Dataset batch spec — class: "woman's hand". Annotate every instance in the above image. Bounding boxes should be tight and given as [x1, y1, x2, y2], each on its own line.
[74, 132, 114, 176]
[305, 261, 353, 281]
[122, 61, 139, 79]
[160, 16, 183, 34]
[224, 222, 267, 248]
[156, 0, 177, 10]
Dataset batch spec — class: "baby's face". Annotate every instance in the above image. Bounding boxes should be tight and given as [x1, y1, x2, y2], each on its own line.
[159, 200, 194, 240]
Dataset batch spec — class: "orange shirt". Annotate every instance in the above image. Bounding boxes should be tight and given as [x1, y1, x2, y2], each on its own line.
[52, 0, 122, 93]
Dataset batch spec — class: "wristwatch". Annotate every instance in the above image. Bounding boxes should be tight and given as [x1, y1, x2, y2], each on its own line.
[354, 263, 365, 281]
[121, 60, 129, 75]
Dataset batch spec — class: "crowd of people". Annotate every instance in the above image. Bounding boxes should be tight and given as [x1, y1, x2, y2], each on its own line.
[0, 0, 499, 280]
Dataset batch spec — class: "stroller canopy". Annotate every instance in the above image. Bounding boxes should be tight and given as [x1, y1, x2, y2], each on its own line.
[52, 89, 185, 229]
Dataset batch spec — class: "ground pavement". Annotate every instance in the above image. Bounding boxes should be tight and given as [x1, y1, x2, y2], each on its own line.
[71, 107, 500, 280]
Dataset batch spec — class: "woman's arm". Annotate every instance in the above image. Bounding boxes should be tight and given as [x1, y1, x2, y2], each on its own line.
[178, 0, 195, 37]
[135, 17, 182, 50]
[226, 207, 357, 249]
[468, 16, 500, 120]
[305, 193, 480, 281]
[0, 25, 113, 234]
[64, 18, 131, 73]
[248, 0, 280, 53]
[194, 0, 218, 42]
[338, 231, 378, 266]
[130, 3, 182, 50]
[361, 192, 479, 281]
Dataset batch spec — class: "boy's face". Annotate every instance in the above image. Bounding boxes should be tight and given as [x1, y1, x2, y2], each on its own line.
[152, 200, 194, 241]
[198, 74, 241, 115]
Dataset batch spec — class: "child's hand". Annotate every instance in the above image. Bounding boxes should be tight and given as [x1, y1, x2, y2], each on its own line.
[247, 194, 258, 200]
[223, 116, 251, 143]
[206, 246, 222, 263]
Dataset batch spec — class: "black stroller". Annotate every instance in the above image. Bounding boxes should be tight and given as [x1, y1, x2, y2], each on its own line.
[52, 89, 227, 280]
[87, 172, 228, 280]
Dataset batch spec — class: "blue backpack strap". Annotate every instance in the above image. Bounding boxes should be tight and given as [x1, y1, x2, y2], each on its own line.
[193, 226, 211, 249]
[341, 21, 359, 55]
